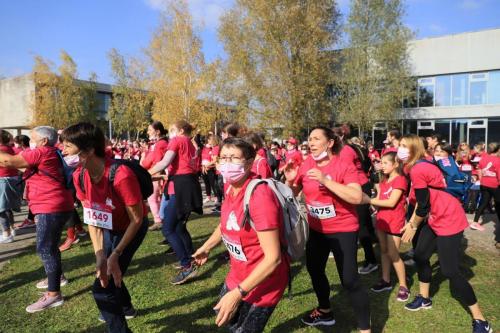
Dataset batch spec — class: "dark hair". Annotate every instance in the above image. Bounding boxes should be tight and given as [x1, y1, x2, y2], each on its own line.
[310, 126, 344, 155]
[381, 152, 403, 178]
[436, 142, 453, 156]
[331, 126, 345, 144]
[487, 142, 499, 154]
[0, 130, 12, 145]
[60, 122, 106, 158]
[150, 121, 167, 136]
[420, 136, 428, 150]
[388, 128, 402, 140]
[174, 120, 193, 136]
[221, 137, 256, 161]
[430, 132, 443, 142]
[14, 135, 30, 148]
[222, 123, 241, 138]
[243, 133, 264, 151]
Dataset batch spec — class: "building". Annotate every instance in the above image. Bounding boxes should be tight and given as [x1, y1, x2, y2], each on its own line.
[0, 73, 113, 136]
[398, 27, 500, 147]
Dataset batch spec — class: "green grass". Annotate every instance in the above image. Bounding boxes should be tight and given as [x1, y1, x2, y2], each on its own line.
[0, 215, 498, 333]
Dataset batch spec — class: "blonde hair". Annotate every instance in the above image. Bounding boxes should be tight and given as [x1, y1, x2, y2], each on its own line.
[402, 134, 426, 170]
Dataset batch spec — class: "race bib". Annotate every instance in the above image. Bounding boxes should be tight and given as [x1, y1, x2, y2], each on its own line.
[83, 201, 113, 230]
[461, 164, 472, 171]
[307, 204, 336, 219]
[222, 235, 247, 262]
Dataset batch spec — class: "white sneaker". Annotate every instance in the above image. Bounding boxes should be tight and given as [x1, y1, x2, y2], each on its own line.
[0, 235, 14, 244]
[10, 227, 16, 236]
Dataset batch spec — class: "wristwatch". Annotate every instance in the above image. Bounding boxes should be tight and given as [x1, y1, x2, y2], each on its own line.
[237, 285, 248, 297]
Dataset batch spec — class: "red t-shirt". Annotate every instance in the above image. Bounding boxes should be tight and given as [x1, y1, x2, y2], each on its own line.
[284, 149, 302, 168]
[295, 155, 359, 234]
[410, 162, 468, 236]
[478, 154, 499, 188]
[457, 151, 474, 172]
[0, 145, 19, 177]
[257, 148, 267, 158]
[340, 145, 369, 185]
[167, 136, 197, 176]
[221, 175, 289, 307]
[21, 146, 74, 214]
[381, 147, 398, 156]
[74, 160, 148, 232]
[376, 175, 407, 234]
[251, 157, 273, 179]
[152, 139, 169, 165]
[368, 150, 380, 162]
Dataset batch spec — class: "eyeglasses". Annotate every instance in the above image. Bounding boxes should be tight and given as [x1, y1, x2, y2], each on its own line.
[219, 156, 246, 164]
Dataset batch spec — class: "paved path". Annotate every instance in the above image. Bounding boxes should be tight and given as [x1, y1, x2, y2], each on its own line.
[1, 204, 498, 271]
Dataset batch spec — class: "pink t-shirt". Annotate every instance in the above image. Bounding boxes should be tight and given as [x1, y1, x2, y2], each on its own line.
[251, 157, 272, 179]
[478, 154, 499, 188]
[167, 136, 197, 176]
[295, 155, 359, 234]
[221, 176, 289, 307]
[410, 162, 468, 236]
[21, 146, 74, 214]
[0, 145, 19, 177]
[340, 145, 369, 185]
[376, 175, 407, 234]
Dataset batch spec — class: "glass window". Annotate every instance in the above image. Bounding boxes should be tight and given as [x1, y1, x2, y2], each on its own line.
[435, 75, 451, 106]
[488, 71, 500, 104]
[452, 74, 468, 106]
[403, 120, 417, 135]
[435, 120, 450, 142]
[488, 118, 500, 144]
[451, 120, 468, 147]
[418, 78, 434, 107]
[403, 80, 418, 108]
[470, 73, 487, 105]
[469, 128, 486, 147]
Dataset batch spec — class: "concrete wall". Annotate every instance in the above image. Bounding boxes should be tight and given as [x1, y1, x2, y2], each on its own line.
[409, 28, 500, 76]
[0, 74, 34, 130]
[402, 104, 500, 120]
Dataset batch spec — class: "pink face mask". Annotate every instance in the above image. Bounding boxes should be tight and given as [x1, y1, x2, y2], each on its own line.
[219, 162, 247, 184]
[64, 153, 81, 168]
[397, 147, 410, 161]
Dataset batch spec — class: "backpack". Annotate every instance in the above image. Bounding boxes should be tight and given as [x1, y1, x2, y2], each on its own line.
[19, 149, 75, 190]
[79, 159, 153, 200]
[416, 158, 471, 199]
[348, 144, 371, 173]
[242, 178, 309, 261]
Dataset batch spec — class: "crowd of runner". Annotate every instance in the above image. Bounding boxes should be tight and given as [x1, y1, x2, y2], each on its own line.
[0, 120, 498, 333]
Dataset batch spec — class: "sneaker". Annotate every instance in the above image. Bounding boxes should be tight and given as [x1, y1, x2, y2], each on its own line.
[472, 319, 493, 333]
[301, 308, 336, 326]
[158, 239, 169, 246]
[0, 234, 14, 244]
[98, 307, 137, 322]
[171, 264, 198, 285]
[10, 227, 16, 237]
[59, 237, 77, 252]
[470, 222, 485, 231]
[26, 292, 64, 313]
[404, 258, 416, 266]
[148, 223, 162, 231]
[172, 263, 183, 270]
[36, 274, 68, 289]
[405, 294, 432, 311]
[17, 218, 35, 229]
[358, 262, 379, 275]
[371, 280, 392, 293]
[396, 286, 410, 302]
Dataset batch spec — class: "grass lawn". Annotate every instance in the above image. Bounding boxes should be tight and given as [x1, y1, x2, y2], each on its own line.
[0, 214, 498, 333]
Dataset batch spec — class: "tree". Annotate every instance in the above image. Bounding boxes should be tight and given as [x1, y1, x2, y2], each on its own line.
[336, 0, 414, 134]
[31, 50, 98, 128]
[146, 0, 209, 128]
[107, 48, 151, 139]
[218, 0, 340, 135]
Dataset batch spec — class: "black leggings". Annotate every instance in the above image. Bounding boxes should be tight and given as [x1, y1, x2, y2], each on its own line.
[473, 185, 500, 224]
[306, 229, 371, 330]
[414, 224, 477, 306]
[202, 169, 217, 197]
[357, 182, 377, 264]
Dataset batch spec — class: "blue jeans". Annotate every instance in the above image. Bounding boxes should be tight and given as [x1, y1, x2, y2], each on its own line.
[161, 195, 193, 267]
[35, 211, 73, 292]
[92, 217, 149, 333]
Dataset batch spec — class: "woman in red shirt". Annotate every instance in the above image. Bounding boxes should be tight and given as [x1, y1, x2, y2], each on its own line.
[399, 134, 492, 333]
[149, 120, 201, 285]
[61, 122, 148, 332]
[471, 143, 500, 233]
[244, 133, 272, 179]
[193, 138, 289, 332]
[201, 134, 219, 203]
[284, 127, 371, 332]
[361, 152, 409, 301]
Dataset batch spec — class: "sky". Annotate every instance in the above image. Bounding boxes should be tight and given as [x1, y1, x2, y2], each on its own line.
[1, 0, 499, 84]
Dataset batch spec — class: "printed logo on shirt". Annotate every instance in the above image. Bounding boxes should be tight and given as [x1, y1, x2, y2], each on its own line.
[482, 162, 497, 177]
[226, 211, 240, 231]
[383, 186, 393, 196]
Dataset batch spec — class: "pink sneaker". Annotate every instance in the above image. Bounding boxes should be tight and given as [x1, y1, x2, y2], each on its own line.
[26, 292, 64, 313]
[17, 218, 35, 229]
[469, 222, 485, 231]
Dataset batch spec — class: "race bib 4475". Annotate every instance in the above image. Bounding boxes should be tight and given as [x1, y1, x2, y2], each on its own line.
[307, 204, 336, 219]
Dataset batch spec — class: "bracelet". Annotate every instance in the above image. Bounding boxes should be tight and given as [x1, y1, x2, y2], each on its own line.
[237, 284, 248, 297]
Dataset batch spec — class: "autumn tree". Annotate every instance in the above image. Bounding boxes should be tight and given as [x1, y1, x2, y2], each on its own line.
[146, 0, 213, 130]
[107, 48, 151, 139]
[336, 0, 414, 134]
[31, 50, 98, 128]
[218, 0, 340, 135]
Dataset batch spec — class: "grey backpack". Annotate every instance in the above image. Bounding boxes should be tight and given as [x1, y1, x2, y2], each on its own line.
[243, 178, 309, 261]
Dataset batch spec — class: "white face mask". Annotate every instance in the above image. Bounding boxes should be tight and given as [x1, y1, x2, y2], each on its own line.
[397, 147, 410, 161]
[312, 150, 328, 161]
[434, 155, 445, 161]
[64, 153, 80, 168]
[169, 131, 177, 140]
[29, 142, 37, 150]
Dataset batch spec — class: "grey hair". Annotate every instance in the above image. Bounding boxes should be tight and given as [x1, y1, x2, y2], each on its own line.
[33, 126, 58, 146]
